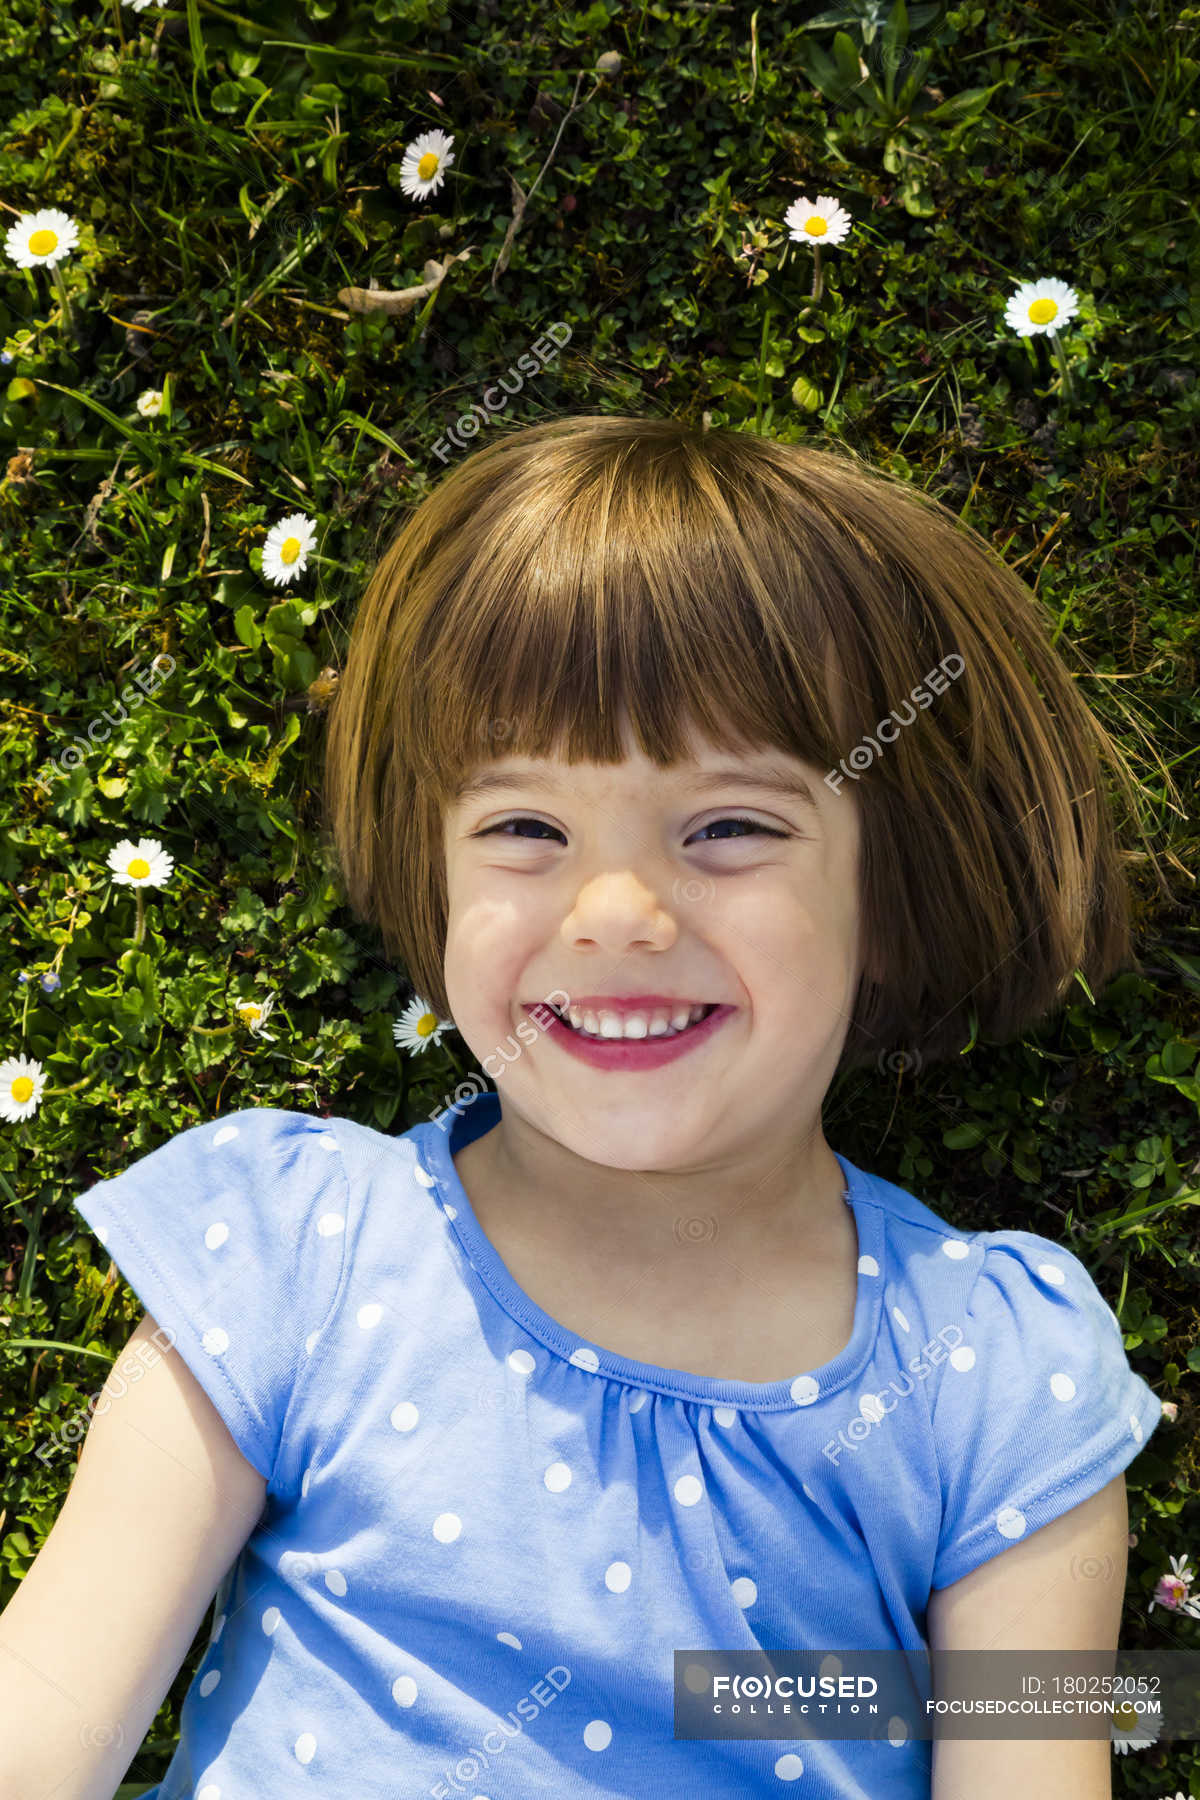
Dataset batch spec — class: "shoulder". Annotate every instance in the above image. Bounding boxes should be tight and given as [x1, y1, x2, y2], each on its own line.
[855, 1161, 1120, 1324]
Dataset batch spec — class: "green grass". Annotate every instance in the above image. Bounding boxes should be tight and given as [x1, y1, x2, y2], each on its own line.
[1, 0, 1198, 1789]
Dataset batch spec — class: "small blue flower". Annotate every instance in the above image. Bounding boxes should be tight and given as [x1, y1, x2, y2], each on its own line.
[40, 971, 62, 994]
[0, 350, 12, 364]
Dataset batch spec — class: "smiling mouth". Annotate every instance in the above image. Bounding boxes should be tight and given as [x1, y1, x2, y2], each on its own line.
[544, 1002, 721, 1040]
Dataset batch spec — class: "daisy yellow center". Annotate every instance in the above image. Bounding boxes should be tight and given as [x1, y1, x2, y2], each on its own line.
[1165, 1576, 1187, 1600]
[28, 228, 58, 256]
[280, 536, 302, 563]
[803, 216, 827, 237]
[417, 152, 440, 180]
[1112, 1701, 1140, 1730]
[1028, 296, 1058, 324]
[416, 1010, 439, 1038]
[239, 1004, 262, 1022]
[11, 1075, 34, 1103]
[127, 857, 150, 879]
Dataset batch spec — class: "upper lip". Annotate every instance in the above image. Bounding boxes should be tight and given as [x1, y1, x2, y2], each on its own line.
[530, 995, 726, 1016]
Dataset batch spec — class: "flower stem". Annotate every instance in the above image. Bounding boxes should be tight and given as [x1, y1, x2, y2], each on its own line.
[133, 887, 145, 947]
[811, 243, 823, 304]
[50, 262, 74, 337]
[1050, 330, 1075, 408]
[754, 303, 773, 435]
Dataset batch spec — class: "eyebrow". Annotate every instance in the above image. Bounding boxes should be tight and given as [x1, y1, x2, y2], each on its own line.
[453, 765, 821, 811]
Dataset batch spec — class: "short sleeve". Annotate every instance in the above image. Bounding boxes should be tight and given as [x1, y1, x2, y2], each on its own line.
[73, 1108, 350, 1484]
[930, 1229, 1163, 1591]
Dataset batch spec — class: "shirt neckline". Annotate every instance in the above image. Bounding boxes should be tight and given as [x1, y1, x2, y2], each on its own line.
[414, 1090, 883, 1412]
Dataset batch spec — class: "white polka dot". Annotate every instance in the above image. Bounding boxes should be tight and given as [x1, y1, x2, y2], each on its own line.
[304, 1330, 319, 1355]
[860, 1391, 886, 1424]
[301, 1467, 313, 1498]
[731, 1576, 757, 1609]
[204, 1222, 229, 1250]
[316, 1212, 345, 1236]
[444, 1202, 457, 1220]
[942, 1239, 970, 1260]
[628, 1389, 647, 1413]
[357, 1302, 383, 1330]
[202, 1327, 229, 1356]
[583, 1719, 612, 1751]
[949, 1345, 976, 1372]
[544, 1461, 572, 1492]
[1050, 1372, 1076, 1402]
[1130, 1413, 1143, 1444]
[997, 1506, 1026, 1540]
[313, 1133, 338, 1153]
[324, 1569, 347, 1596]
[294, 1731, 316, 1764]
[211, 1124, 240, 1148]
[858, 1254, 880, 1277]
[279, 1552, 308, 1578]
[497, 1630, 522, 1649]
[198, 1669, 221, 1697]
[891, 1305, 910, 1333]
[197, 1787, 221, 1800]
[605, 1561, 631, 1593]
[570, 1346, 600, 1372]
[508, 1348, 536, 1376]
[392, 1674, 418, 1706]
[790, 1374, 819, 1406]
[261, 1606, 281, 1634]
[433, 1512, 462, 1542]
[209, 1613, 226, 1644]
[391, 1401, 419, 1432]
[801, 1483, 816, 1503]
[1037, 1261, 1066, 1286]
[414, 1163, 436, 1187]
[888, 1715, 909, 1745]
[775, 1752, 804, 1779]
[712, 1406, 737, 1427]
[674, 1474, 703, 1507]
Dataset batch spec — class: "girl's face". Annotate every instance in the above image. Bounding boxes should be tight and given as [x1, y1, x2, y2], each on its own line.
[441, 716, 864, 1173]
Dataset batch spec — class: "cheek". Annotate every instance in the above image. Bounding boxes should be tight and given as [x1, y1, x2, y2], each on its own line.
[444, 895, 540, 987]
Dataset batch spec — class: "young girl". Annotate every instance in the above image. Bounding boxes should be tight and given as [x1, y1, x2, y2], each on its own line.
[3, 415, 1166, 1800]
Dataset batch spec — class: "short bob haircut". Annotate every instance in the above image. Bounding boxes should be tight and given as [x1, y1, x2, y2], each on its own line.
[321, 413, 1164, 1074]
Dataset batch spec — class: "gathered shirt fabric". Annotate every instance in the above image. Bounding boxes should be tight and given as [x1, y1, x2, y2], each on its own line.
[73, 1089, 1162, 1798]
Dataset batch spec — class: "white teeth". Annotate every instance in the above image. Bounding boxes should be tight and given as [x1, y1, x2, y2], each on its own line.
[563, 1004, 711, 1040]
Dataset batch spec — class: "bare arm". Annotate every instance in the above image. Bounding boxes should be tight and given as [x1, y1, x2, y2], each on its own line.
[929, 1474, 1129, 1800]
[0, 1312, 268, 1800]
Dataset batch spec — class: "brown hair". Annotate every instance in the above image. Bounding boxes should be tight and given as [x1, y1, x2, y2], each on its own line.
[320, 413, 1168, 1073]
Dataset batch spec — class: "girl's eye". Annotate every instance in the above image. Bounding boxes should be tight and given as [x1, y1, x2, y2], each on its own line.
[477, 818, 565, 843]
[475, 816, 789, 844]
[690, 816, 790, 844]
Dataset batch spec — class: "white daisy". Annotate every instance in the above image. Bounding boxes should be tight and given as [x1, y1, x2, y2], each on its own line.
[234, 994, 277, 1041]
[1110, 1693, 1162, 1752]
[106, 838, 175, 889]
[4, 209, 79, 270]
[392, 994, 454, 1056]
[783, 194, 852, 247]
[261, 512, 317, 586]
[122, 0, 168, 9]
[136, 389, 164, 417]
[1004, 276, 1080, 337]
[0, 1055, 46, 1123]
[397, 130, 456, 202]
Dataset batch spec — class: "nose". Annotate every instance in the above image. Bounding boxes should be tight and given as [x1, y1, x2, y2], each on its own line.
[560, 869, 678, 954]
